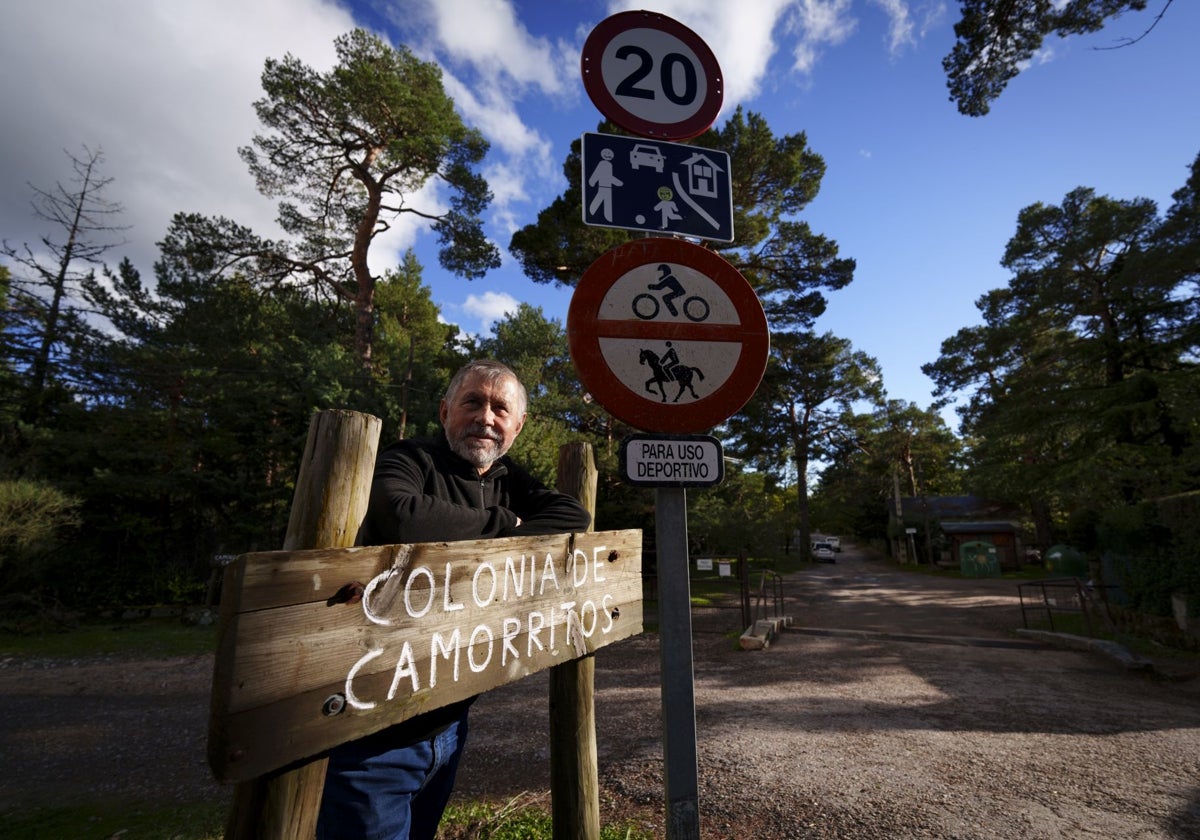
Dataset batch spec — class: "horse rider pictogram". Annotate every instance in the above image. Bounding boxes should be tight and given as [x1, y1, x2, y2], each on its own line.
[639, 341, 705, 403]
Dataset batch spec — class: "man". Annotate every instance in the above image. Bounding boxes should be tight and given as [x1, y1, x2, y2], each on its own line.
[317, 359, 592, 840]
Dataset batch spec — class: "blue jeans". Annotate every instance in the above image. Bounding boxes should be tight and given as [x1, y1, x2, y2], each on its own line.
[317, 713, 469, 840]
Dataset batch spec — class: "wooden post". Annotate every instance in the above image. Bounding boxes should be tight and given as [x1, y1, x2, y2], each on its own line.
[221, 409, 381, 840]
[550, 441, 600, 840]
[738, 546, 750, 630]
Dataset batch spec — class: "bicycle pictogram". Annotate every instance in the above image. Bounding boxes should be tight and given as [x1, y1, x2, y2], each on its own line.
[631, 263, 710, 322]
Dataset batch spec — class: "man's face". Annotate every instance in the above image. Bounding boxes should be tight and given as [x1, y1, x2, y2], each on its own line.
[440, 372, 526, 473]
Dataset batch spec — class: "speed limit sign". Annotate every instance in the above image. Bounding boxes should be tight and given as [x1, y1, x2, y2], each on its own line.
[581, 10, 724, 141]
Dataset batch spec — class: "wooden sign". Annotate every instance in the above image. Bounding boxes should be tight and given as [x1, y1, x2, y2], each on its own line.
[208, 529, 642, 783]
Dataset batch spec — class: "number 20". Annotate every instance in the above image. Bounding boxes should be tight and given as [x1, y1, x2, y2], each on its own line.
[613, 45, 698, 106]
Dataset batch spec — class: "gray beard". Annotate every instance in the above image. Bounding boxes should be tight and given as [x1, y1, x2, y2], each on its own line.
[448, 426, 507, 470]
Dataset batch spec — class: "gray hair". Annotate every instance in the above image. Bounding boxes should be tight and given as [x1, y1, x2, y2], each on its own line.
[444, 359, 527, 416]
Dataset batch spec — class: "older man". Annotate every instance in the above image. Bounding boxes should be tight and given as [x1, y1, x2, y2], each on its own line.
[318, 359, 592, 840]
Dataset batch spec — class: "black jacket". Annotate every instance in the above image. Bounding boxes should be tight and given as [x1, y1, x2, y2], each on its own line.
[361, 435, 592, 545]
[350, 434, 591, 745]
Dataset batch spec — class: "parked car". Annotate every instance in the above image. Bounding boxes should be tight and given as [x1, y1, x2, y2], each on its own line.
[812, 541, 836, 563]
[827, 536, 841, 552]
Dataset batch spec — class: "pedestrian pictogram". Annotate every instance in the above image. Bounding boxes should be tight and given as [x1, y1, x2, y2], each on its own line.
[581, 132, 733, 242]
[568, 238, 768, 433]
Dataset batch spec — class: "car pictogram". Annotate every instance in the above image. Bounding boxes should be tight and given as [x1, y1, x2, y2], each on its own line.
[629, 144, 665, 172]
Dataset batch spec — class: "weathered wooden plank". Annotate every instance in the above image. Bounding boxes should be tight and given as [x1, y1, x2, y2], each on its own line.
[551, 440, 602, 840]
[209, 529, 642, 783]
[221, 408, 381, 840]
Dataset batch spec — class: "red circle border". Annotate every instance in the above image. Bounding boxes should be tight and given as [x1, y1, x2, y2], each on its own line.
[568, 239, 769, 433]
[580, 11, 724, 141]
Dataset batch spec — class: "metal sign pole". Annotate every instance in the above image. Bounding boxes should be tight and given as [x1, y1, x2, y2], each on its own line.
[655, 486, 700, 839]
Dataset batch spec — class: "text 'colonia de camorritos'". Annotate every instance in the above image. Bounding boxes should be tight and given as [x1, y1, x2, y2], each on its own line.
[341, 546, 622, 711]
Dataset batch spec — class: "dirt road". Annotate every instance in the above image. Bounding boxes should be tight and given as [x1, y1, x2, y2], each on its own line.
[461, 544, 1200, 838]
[2, 543, 1198, 839]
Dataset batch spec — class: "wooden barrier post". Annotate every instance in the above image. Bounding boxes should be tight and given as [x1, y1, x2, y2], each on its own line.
[220, 409, 381, 840]
[550, 441, 600, 840]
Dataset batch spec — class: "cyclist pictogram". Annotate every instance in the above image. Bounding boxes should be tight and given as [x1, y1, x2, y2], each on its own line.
[631, 263, 711, 322]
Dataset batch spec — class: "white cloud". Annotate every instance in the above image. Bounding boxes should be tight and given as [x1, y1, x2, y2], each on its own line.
[872, 0, 915, 53]
[408, 0, 574, 96]
[0, 0, 356, 280]
[605, 0, 795, 111]
[462, 290, 520, 332]
[786, 0, 858, 75]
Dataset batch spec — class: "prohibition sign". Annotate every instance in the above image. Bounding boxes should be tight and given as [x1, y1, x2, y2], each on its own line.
[568, 238, 769, 433]
[581, 11, 724, 141]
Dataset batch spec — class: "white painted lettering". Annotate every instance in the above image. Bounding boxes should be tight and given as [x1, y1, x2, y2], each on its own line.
[472, 561, 497, 607]
[539, 553, 560, 594]
[467, 624, 494, 673]
[345, 647, 385, 710]
[601, 594, 616, 634]
[430, 628, 461, 687]
[361, 568, 398, 626]
[528, 610, 546, 656]
[442, 563, 464, 612]
[503, 555, 526, 600]
[386, 641, 419, 699]
[404, 566, 435, 618]
[580, 599, 598, 637]
[592, 546, 607, 583]
[502, 616, 521, 665]
[340, 541, 636, 711]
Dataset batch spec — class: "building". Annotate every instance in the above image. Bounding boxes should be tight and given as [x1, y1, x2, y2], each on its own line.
[891, 495, 1026, 570]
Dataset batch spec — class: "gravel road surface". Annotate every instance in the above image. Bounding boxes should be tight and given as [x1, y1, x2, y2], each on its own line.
[2, 543, 1198, 839]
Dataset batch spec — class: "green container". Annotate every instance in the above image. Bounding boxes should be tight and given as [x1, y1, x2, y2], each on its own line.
[959, 540, 1000, 578]
[1044, 544, 1088, 577]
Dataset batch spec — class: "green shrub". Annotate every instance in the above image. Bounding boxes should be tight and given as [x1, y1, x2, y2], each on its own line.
[0, 479, 81, 578]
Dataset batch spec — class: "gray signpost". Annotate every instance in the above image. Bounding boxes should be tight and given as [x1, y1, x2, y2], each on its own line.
[577, 11, 763, 838]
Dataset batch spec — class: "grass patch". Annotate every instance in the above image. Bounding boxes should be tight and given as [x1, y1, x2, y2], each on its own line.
[0, 800, 226, 840]
[439, 794, 652, 840]
[0, 617, 219, 659]
[2, 793, 656, 840]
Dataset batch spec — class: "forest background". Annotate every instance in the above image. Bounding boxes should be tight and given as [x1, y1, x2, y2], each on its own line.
[1, 2, 1197, 627]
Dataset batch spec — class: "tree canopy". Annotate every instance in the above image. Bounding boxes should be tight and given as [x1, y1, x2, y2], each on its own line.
[944, 0, 1164, 116]
[240, 28, 499, 369]
[510, 108, 854, 330]
[924, 151, 1200, 523]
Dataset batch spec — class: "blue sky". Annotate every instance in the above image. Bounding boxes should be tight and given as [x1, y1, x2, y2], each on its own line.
[2, 1, 1196, 427]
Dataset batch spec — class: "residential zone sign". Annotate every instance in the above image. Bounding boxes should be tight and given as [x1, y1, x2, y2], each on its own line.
[581, 131, 733, 242]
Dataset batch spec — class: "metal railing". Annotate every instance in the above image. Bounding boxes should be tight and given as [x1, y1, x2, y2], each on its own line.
[1017, 577, 1119, 637]
[750, 569, 785, 627]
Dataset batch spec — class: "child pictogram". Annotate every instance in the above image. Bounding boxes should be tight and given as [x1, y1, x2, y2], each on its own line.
[653, 186, 682, 230]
